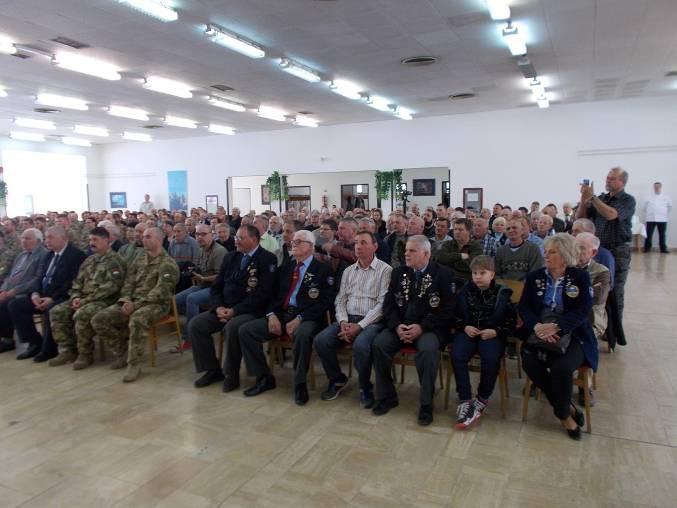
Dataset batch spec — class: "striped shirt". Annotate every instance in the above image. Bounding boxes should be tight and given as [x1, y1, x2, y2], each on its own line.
[334, 256, 392, 329]
[480, 233, 497, 257]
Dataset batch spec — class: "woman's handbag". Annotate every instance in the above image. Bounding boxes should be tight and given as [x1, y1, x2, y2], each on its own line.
[526, 308, 572, 355]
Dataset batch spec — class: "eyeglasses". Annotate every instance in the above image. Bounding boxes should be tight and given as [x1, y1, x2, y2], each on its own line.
[291, 239, 313, 246]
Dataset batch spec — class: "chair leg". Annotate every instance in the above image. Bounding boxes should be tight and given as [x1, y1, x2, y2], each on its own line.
[218, 332, 225, 364]
[516, 342, 523, 379]
[309, 353, 316, 390]
[522, 378, 532, 422]
[268, 345, 276, 375]
[438, 357, 444, 391]
[400, 363, 405, 384]
[592, 372, 597, 391]
[444, 355, 453, 410]
[149, 328, 157, 367]
[502, 357, 510, 398]
[348, 354, 353, 378]
[582, 371, 592, 433]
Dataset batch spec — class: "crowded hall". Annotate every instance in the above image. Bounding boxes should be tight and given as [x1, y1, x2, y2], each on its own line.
[1, 1, 676, 506]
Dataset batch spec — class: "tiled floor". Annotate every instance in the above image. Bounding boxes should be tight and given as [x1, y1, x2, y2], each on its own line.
[1, 252, 676, 507]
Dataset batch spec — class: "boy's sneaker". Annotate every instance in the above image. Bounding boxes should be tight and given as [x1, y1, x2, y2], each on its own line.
[359, 388, 375, 409]
[320, 375, 348, 401]
[474, 397, 487, 413]
[455, 400, 481, 430]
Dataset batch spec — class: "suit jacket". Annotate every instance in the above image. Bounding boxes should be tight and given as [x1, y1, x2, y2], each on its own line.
[39, 244, 87, 303]
[269, 258, 334, 323]
[210, 246, 278, 317]
[0, 245, 49, 295]
[382, 261, 456, 339]
[518, 267, 598, 371]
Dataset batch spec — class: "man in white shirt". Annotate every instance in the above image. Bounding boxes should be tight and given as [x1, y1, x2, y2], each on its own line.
[139, 194, 155, 214]
[644, 182, 672, 253]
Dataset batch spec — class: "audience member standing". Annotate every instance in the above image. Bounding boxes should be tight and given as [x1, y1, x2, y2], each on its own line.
[643, 182, 672, 253]
[139, 194, 155, 214]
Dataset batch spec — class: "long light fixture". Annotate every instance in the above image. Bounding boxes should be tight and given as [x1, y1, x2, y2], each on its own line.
[205, 24, 265, 59]
[52, 52, 121, 80]
[207, 123, 235, 135]
[207, 96, 246, 113]
[108, 105, 150, 121]
[536, 94, 550, 109]
[36, 93, 88, 110]
[9, 131, 45, 142]
[123, 131, 152, 142]
[502, 24, 527, 56]
[62, 136, 92, 147]
[487, 0, 511, 21]
[279, 58, 321, 83]
[14, 117, 56, 130]
[0, 35, 16, 55]
[164, 115, 197, 128]
[143, 76, 192, 98]
[118, 0, 178, 22]
[528, 78, 545, 97]
[365, 95, 392, 112]
[257, 105, 287, 122]
[293, 116, 319, 128]
[392, 106, 413, 121]
[329, 79, 363, 100]
[74, 125, 109, 137]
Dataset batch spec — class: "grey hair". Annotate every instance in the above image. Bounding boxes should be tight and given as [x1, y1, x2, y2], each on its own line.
[539, 214, 553, 226]
[98, 219, 113, 228]
[406, 234, 431, 254]
[573, 218, 595, 234]
[611, 167, 629, 185]
[294, 229, 315, 244]
[543, 233, 578, 267]
[530, 211, 543, 220]
[339, 218, 359, 230]
[492, 217, 506, 226]
[46, 225, 68, 239]
[22, 227, 43, 242]
[575, 232, 600, 250]
[358, 217, 375, 226]
[105, 225, 120, 239]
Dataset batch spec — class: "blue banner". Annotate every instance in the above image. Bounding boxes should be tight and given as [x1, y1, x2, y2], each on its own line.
[167, 170, 188, 211]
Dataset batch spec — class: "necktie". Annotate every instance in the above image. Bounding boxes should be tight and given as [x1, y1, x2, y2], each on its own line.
[239, 253, 251, 271]
[283, 264, 301, 309]
[42, 254, 59, 291]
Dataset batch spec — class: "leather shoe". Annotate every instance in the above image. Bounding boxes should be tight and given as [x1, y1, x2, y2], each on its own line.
[34, 350, 57, 363]
[0, 339, 16, 353]
[243, 375, 276, 397]
[417, 404, 434, 426]
[194, 370, 225, 388]
[294, 383, 309, 406]
[222, 378, 240, 393]
[566, 426, 582, 441]
[372, 397, 399, 416]
[17, 344, 41, 360]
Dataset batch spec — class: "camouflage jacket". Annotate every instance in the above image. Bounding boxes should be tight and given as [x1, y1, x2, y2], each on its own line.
[118, 249, 179, 308]
[70, 249, 126, 305]
[118, 242, 143, 265]
[0, 245, 18, 284]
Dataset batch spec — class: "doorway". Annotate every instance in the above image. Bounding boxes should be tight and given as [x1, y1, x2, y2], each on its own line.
[341, 184, 369, 211]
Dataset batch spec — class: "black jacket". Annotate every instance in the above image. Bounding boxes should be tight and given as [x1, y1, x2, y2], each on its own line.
[269, 258, 334, 322]
[455, 281, 515, 339]
[39, 244, 87, 303]
[210, 247, 278, 317]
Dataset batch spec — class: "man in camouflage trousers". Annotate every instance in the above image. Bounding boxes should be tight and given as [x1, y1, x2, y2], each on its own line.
[0, 230, 18, 286]
[91, 227, 179, 382]
[49, 227, 126, 369]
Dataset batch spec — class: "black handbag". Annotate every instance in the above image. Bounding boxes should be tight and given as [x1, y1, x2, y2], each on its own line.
[526, 308, 572, 355]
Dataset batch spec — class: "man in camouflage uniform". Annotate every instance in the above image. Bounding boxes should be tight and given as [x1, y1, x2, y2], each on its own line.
[0, 231, 18, 286]
[49, 227, 126, 369]
[78, 217, 97, 251]
[118, 222, 147, 265]
[91, 227, 179, 382]
[2, 219, 20, 253]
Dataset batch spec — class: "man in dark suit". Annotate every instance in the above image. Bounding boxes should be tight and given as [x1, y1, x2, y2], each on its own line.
[190, 225, 278, 390]
[371, 235, 456, 426]
[239, 230, 334, 405]
[8, 226, 86, 360]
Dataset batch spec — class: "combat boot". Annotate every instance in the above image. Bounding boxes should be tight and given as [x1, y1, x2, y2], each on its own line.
[123, 364, 141, 383]
[48, 351, 76, 367]
[109, 355, 127, 370]
[72, 355, 94, 370]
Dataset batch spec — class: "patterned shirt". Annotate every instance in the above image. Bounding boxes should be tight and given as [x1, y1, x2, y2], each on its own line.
[480, 233, 497, 257]
[588, 190, 636, 248]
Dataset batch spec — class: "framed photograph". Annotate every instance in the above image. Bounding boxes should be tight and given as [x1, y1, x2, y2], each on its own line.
[412, 178, 435, 196]
[109, 192, 127, 209]
[463, 187, 483, 211]
[205, 195, 218, 214]
[261, 185, 271, 205]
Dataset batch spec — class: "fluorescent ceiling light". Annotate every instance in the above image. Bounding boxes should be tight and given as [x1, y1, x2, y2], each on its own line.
[293, 116, 319, 128]
[279, 58, 321, 83]
[62, 136, 92, 147]
[108, 105, 149, 121]
[502, 24, 527, 56]
[118, 0, 178, 22]
[14, 117, 56, 130]
[487, 0, 511, 21]
[0, 35, 16, 55]
[207, 96, 246, 113]
[257, 105, 287, 122]
[208, 123, 235, 135]
[123, 131, 152, 142]
[393, 107, 413, 120]
[528, 78, 545, 97]
[143, 76, 192, 98]
[52, 52, 121, 81]
[536, 94, 550, 108]
[9, 131, 45, 142]
[205, 24, 265, 59]
[329, 79, 362, 100]
[365, 95, 392, 112]
[36, 93, 88, 110]
[164, 115, 197, 128]
[74, 125, 109, 137]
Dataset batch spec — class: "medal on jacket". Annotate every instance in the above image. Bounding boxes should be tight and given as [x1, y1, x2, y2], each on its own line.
[308, 287, 319, 299]
[428, 293, 440, 308]
[401, 273, 410, 303]
[247, 267, 258, 288]
[418, 273, 433, 298]
[565, 284, 579, 298]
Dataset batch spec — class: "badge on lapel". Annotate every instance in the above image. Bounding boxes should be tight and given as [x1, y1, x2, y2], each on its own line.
[565, 284, 579, 298]
[308, 287, 320, 299]
[428, 294, 440, 308]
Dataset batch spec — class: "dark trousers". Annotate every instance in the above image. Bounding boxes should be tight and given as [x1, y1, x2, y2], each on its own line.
[239, 318, 321, 387]
[609, 244, 631, 321]
[521, 341, 584, 420]
[451, 333, 505, 402]
[189, 311, 254, 381]
[8, 295, 57, 350]
[0, 299, 14, 339]
[645, 222, 668, 252]
[314, 321, 384, 390]
[372, 329, 440, 406]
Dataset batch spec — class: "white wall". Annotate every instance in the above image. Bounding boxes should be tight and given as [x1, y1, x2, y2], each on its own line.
[93, 95, 677, 245]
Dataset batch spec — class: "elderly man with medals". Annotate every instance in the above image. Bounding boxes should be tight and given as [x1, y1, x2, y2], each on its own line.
[371, 235, 456, 426]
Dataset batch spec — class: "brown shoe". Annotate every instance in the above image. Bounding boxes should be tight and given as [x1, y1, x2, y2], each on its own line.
[48, 351, 76, 367]
[109, 356, 127, 370]
[72, 355, 94, 370]
[123, 364, 141, 383]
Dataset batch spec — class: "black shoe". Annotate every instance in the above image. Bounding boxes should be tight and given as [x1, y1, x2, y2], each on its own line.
[244, 375, 276, 397]
[320, 375, 348, 401]
[570, 403, 585, 428]
[17, 344, 41, 360]
[661, 250, 669, 254]
[0, 339, 16, 353]
[372, 397, 399, 416]
[222, 378, 240, 393]
[566, 426, 582, 441]
[294, 383, 309, 406]
[417, 404, 434, 426]
[194, 370, 225, 388]
[34, 350, 58, 363]
[359, 388, 375, 409]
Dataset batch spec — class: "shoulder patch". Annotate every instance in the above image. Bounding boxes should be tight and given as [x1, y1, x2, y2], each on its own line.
[162, 272, 172, 279]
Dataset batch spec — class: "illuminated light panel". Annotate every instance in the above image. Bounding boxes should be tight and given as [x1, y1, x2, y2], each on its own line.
[257, 105, 287, 122]
[205, 24, 265, 59]
[108, 105, 150, 121]
[14, 117, 56, 130]
[164, 115, 198, 128]
[52, 52, 121, 80]
[207, 96, 246, 112]
[74, 125, 109, 137]
[118, 0, 178, 22]
[329, 79, 362, 100]
[279, 58, 321, 83]
[143, 75, 192, 98]
[62, 136, 92, 147]
[9, 131, 45, 142]
[36, 93, 88, 110]
[123, 131, 152, 142]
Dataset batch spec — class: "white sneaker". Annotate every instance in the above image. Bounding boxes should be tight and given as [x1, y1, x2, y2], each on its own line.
[455, 400, 481, 429]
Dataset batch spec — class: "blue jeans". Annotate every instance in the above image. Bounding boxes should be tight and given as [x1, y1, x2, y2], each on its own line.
[175, 286, 211, 342]
[314, 321, 384, 391]
[451, 332, 505, 402]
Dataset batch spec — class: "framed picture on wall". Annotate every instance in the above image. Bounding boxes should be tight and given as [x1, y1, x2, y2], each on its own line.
[412, 178, 435, 196]
[463, 188, 483, 211]
[109, 192, 127, 208]
[205, 195, 218, 214]
[261, 185, 270, 205]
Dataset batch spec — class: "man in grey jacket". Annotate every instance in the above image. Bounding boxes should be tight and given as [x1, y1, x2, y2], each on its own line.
[0, 228, 48, 353]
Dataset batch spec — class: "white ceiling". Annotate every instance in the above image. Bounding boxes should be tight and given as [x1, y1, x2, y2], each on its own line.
[0, 0, 676, 144]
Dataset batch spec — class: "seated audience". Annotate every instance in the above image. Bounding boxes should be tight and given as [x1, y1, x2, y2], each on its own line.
[371, 208, 387, 239]
[435, 218, 483, 281]
[495, 218, 544, 281]
[357, 218, 390, 263]
[0, 231, 18, 286]
[423, 208, 437, 238]
[168, 223, 199, 267]
[279, 220, 303, 267]
[575, 233, 611, 340]
[571, 218, 615, 287]
[536, 214, 555, 239]
[491, 217, 507, 245]
[118, 222, 146, 264]
[473, 217, 497, 257]
[254, 215, 281, 265]
[431, 217, 452, 255]
[215, 223, 236, 252]
[321, 218, 358, 279]
[384, 213, 408, 267]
